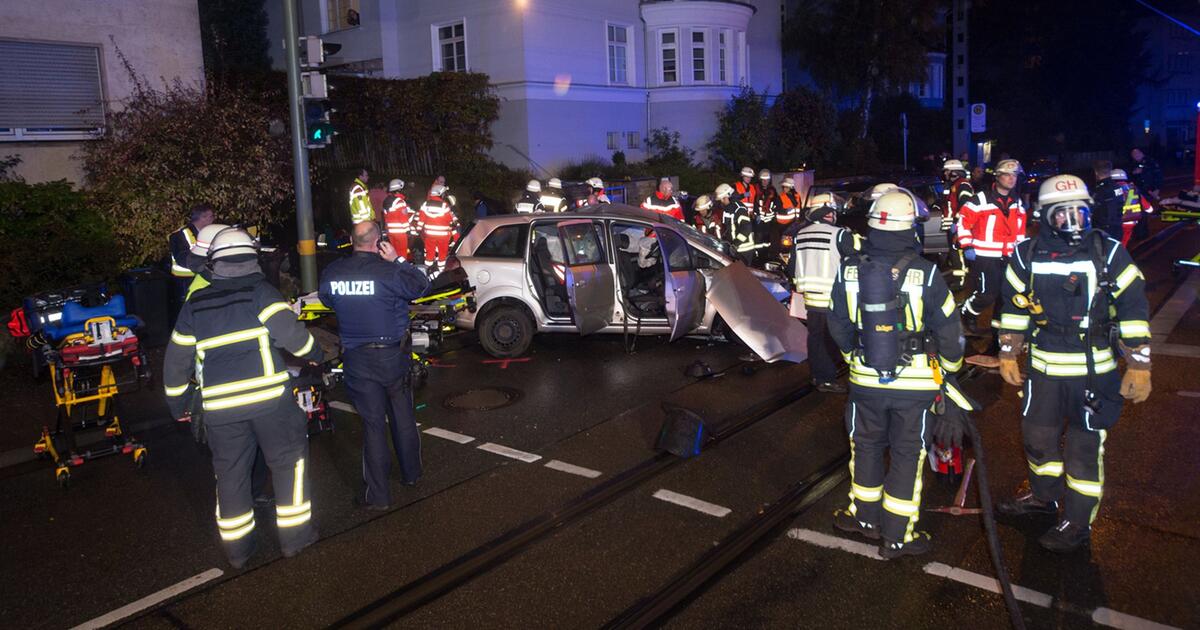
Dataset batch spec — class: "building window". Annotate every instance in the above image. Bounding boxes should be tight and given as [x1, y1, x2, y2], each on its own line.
[718, 31, 728, 83]
[691, 30, 707, 82]
[0, 39, 104, 142]
[660, 30, 678, 84]
[433, 20, 467, 72]
[607, 131, 620, 150]
[1168, 52, 1192, 74]
[324, 0, 360, 32]
[626, 131, 640, 149]
[607, 24, 630, 85]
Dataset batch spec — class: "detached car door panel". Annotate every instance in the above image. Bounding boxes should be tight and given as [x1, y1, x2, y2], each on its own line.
[558, 220, 615, 335]
[656, 228, 705, 341]
[707, 261, 808, 363]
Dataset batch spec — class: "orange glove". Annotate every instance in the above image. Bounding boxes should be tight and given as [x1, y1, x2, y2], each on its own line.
[1120, 369, 1151, 403]
[998, 333, 1025, 386]
[999, 357, 1024, 387]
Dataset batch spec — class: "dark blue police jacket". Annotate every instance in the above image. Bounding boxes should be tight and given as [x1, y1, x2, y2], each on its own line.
[318, 251, 431, 351]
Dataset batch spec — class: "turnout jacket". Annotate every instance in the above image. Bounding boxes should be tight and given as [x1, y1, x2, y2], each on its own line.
[786, 222, 860, 310]
[641, 191, 684, 221]
[515, 190, 544, 214]
[164, 273, 322, 423]
[998, 232, 1150, 378]
[957, 184, 1026, 258]
[539, 189, 567, 213]
[940, 178, 974, 231]
[169, 224, 199, 278]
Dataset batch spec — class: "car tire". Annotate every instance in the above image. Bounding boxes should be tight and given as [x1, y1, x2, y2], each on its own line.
[478, 304, 534, 358]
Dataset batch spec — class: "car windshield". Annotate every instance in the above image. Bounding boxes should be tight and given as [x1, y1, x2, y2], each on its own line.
[672, 219, 733, 260]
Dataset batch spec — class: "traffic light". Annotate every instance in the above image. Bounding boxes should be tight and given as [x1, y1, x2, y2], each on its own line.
[299, 36, 341, 149]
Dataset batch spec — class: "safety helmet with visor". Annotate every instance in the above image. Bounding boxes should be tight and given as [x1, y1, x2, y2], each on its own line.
[1036, 175, 1093, 245]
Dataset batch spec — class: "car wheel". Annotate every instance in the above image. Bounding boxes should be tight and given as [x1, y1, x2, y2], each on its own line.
[479, 305, 534, 358]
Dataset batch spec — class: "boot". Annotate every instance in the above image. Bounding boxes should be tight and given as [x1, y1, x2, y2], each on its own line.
[832, 508, 880, 540]
[879, 531, 932, 559]
[996, 490, 1058, 517]
[814, 380, 848, 394]
[1038, 519, 1090, 553]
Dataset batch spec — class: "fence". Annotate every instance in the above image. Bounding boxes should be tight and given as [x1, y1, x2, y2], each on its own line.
[310, 131, 441, 178]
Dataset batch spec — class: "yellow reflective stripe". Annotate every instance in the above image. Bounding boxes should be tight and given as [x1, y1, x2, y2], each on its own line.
[941, 293, 956, 317]
[216, 509, 255, 530]
[943, 382, 971, 410]
[202, 371, 290, 398]
[882, 492, 920, 516]
[296, 334, 315, 357]
[219, 520, 256, 541]
[1030, 347, 1114, 365]
[1030, 358, 1117, 376]
[196, 327, 269, 350]
[277, 500, 311, 517]
[846, 435, 858, 516]
[171, 331, 197, 346]
[1000, 313, 1030, 330]
[276, 511, 313, 528]
[1091, 430, 1107, 523]
[258, 302, 293, 323]
[1028, 460, 1064, 477]
[1066, 474, 1103, 498]
[1119, 320, 1150, 338]
[202, 386, 286, 411]
[852, 483, 882, 502]
[905, 444, 928, 543]
[1005, 265, 1027, 293]
[165, 383, 190, 397]
[258, 333, 273, 375]
[1113, 265, 1141, 297]
[293, 458, 305, 506]
[940, 356, 963, 373]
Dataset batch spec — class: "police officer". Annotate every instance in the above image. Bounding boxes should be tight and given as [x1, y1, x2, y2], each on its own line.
[1090, 161, 1124, 241]
[995, 174, 1152, 552]
[319, 222, 431, 510]
[164, 228, 324, 568]
[516, 180, 545, 214]
[786, 192, 857, 393]
[169, 204, 215, 311]
[827, 190, 971, 558]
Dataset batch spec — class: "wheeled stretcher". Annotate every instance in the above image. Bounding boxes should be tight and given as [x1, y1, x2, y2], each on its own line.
[31, 295, 151, 487]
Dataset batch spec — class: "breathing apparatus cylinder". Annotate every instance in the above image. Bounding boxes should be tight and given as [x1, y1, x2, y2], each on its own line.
[857, 258, 903, 382]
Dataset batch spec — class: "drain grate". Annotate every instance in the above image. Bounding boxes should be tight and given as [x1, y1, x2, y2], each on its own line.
[443, 387, 522, 411]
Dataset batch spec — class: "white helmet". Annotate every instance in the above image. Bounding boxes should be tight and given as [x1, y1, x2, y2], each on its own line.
[388, 178, 405, 192]
[804, 192, 844, 222]
[208, 227, 258, 260]
[942, 159, 966, 172]
[429, 184, 447, 197]
[191, 223, 230, 257]
[548, 177, 563, 190]
[586, 177, 604, 190]
[715, 183, 735, 200]
[693, 194, 713, 212]
[740, 166, 754, 179]
[867, 190, 919, 232]
[1038, 175, 1093, 244]
[1037, 174, 1090, 209]
[994, 159, 1022, 175]
[758, 169, 771, 181]
[781, 177, 795, 189]
[1109, 168, 1129, 181]
[526, 179, 542, 193]
[864, 182, 899, 202]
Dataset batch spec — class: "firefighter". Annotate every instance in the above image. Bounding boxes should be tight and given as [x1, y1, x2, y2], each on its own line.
[755, 169, 779, 263]
[319, 222, 431, 510]
[382, 179, 414, 262]
[587, 177, 611, 204]
[995, 174, 1152, 552]
[1110, 169, 1151, 246]
[715, 184, 738, 243]
[734, 166, 759, 209]
[349, 168, 375, 225]
[940, 159, 974, 288]
[729, 187, 761, 265]
[541, 177, 568, 213]
[163, 228, 324, 568]
[691, 194, 717, 237]
[1128, 148, 1161, 240]
[776, 177, 802, 227]
[516, 180, 545, 214]
[642, 177, 684, 221]
[417, 184, 461, 269]
[169, 204, 215, 310]
[827, 189, 970, 558]
[958, 158, 1027, 365]
[786, 192, 858, 393]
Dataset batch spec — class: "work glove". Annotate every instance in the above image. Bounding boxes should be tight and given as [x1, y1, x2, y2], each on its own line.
[963, 248, 977, 262]
[933, 401, 967, 449]
[1120, 369, 1152, 403]
[998, 333, 1025, 386]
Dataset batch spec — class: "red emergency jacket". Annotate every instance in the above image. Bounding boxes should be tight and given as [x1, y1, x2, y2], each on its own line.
[641, 191, 683, 221]
[957, 185, 1026, 258]
[417, 196, 460, 242]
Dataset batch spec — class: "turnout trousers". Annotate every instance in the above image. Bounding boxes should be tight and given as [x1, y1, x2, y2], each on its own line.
[805, 309, 843, 384]
[206, 401, 315, 566]
[343, 344, 423, 507]
[844, 393, 936, 544]
[1020, 369, 1122, 526]
[962, 256, 1006, 325]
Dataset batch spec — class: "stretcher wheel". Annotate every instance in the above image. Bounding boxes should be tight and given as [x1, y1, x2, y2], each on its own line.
[56, 467, 70, 489]
[133, 447, 147, 469]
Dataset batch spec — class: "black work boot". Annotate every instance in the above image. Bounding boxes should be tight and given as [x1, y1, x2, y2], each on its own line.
[814, 380, 848, 394]
[1039, 520, 1090, 553]
[996, 490, 1059, 517]
[832, 508, 880, 540]
[879, 531, 932, 559]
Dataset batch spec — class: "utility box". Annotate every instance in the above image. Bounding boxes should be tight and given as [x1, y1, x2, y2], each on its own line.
[120, 268, 170, 347]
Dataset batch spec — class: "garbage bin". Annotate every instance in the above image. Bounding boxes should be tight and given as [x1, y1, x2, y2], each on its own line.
[120, 267, 170, 347]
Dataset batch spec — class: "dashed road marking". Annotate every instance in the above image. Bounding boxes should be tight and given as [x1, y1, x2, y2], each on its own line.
[544, 459, 602, 478]
[1150, 272, 1197, 337]
[787, 527, 882, 560]
[1092, 607, 1181, 630]
[923, 561, 1053, 608]
[652, 489, 732, 518]
[477, 442, 542, 463]
[1177, 391, 1200, 398]
[70, 568, 223, 630]
[423, 427, 475, 444]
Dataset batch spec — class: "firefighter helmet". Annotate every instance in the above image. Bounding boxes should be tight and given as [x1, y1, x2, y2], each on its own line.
[994, 159, 1022, 175]
[191, 223, 230, 257]
[804, 192, 844, 223]
[867, 190, 919, 232]
[693, 194, 713, 214]
[781, 177, 795, 189]
[715, 183, 735, 201]
[388, 178, 405, 192]
[208, 227, 259, 260]
[942, 159, 966, 173]
[1037, 175, 1092, 245]
[548, 177, 563, 190]
[864, 182, 899, 202]
[740, 166, 754, 179]
[586, 177, 604, 190]
[758, 169, 771, 181]
[526, 179, 542, 193]
[1109, 168, 1129, 181]
[429, 184, 447, 197]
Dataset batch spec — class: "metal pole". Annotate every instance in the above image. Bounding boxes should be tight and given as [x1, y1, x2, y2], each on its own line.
[283, 0, 318, 293]
[901, 113, 909, 171]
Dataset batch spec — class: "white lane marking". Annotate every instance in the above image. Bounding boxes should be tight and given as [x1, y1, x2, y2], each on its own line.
[477, 442, 542, 463]
[423, 427, 475, 444]
[70, 568, 223, 630]
[923, 562, 1053, 608]
[1092, 607, 1181, 630]
[1177, 391, 1200, 398]
[544, 459, 602, 478]
[1150, 272, 1197, 337]
[652, 489, 732, 518]
[329, 401, 356, 413]
[787, 528, 883, 561]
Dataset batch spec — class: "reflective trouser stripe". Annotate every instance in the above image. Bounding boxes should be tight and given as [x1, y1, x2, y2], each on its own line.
[1029, 460, 1064, 477]
[293, 458, 304, 506]
[1066, 474, 1103, 497]
[216, 509, 255, 541]
[852, 483, 882, 502]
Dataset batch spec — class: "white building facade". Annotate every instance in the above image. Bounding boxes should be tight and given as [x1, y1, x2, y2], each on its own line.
[271, 0, 783, 173]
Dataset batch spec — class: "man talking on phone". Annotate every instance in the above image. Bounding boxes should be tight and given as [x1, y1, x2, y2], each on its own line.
[319, 221, 430, 510]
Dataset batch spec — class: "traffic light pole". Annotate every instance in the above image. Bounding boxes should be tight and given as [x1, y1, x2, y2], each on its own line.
[283, 0, 318, 293]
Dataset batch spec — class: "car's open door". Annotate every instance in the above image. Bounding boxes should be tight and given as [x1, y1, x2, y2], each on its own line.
[557, 220, 615, 335]
[656, 228, 705, 341]
[707, 261, 808, 363]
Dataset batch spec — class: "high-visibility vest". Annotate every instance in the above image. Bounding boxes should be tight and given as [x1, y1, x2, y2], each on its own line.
[171, 227, 197, 278]
[349, 178, 375, 224]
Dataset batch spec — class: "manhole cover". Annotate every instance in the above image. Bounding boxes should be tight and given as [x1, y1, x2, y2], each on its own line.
[443, 387, 521, 411]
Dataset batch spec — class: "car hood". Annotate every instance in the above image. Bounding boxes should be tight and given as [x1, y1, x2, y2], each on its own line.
[707, 262, 808, 364]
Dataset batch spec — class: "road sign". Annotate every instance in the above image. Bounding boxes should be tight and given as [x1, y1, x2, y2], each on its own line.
[970, 103, 986, 133]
